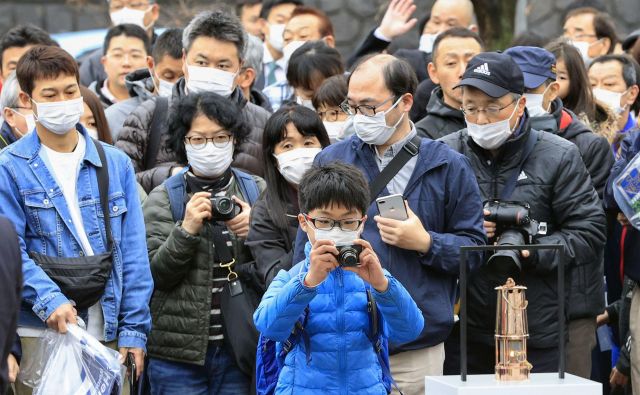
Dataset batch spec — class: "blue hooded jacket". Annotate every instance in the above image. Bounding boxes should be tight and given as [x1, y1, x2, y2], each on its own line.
[254, 242, 424, 395]
[292, 135, 486, 352]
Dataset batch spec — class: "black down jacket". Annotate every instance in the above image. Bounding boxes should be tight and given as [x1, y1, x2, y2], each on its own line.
[415, 86, 466, 140]
[530, 98, 614, 320]
[439, 114, 606, 348]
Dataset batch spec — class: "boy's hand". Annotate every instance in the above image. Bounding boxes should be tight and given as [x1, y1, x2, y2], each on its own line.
[374, 201, 431, 254]
[305, 239, 339, 287]
[344, 239, 389, 292]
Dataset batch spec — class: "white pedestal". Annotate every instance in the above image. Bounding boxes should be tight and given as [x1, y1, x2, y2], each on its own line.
[425, 373, 601, 395]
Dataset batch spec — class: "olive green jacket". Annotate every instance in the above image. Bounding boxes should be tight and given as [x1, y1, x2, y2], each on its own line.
[142, 174, 265, 365]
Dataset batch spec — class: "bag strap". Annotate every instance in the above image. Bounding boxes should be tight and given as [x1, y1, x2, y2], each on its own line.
[211, 223, 235, 265]
[144, 96, 169, 171]
[499, 131, 538, 201]
[231, 168, 260, 206]
[92, 138, 113, 251]
[369, 135, 421, 203]
[165, 171, 187, 223]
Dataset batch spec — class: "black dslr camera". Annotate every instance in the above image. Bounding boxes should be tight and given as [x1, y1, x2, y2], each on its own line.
[483, 200, 542, 275]
[335, 245, 363, 267]
[210, 196, 241, 221]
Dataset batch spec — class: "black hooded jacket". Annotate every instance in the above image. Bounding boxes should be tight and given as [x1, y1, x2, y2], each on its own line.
[415, 86, 466, 140]
[439, 114, 607, 347]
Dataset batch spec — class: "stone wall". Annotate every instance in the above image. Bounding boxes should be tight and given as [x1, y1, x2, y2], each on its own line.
[0, 0, 638, 57]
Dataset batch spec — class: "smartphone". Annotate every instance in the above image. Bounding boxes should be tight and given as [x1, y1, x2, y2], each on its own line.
[376, 194, 408, 220]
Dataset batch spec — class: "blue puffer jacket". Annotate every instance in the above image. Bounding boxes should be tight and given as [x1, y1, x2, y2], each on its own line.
[254, 242, 424, 395]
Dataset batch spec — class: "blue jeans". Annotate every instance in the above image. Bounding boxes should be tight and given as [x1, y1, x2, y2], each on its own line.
[148, 345, 250, 395]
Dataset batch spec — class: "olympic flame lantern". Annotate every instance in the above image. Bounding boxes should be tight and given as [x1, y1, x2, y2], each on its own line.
[495, 278, 533, 381]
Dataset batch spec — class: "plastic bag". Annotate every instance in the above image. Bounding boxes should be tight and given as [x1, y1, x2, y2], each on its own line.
[614, 150, 640, 230]
[18, 324, 125, 395]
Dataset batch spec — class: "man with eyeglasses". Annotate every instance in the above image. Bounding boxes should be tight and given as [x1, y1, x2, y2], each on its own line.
[439, 51, 606, 374]
[293, 54, 487, 395]
[562, 7, 619, 65]
[88, 24, 151, 108]
[80, 0, 161, 87]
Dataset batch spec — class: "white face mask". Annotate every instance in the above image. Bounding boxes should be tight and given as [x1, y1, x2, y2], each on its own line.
[312, 223, 361, 247]
[524, 84, 553, 118]
[295, 96, 314, 110]
[186, 65, 237, 97]
[186, 141, 234, 178]
[353, 96, 405, 145]
[323, 121, 346, 140]
[593, 87, 628, 115]
[110, 7, 152, 29]
[9, 109, 35, 136]
[569, 39, 601, 65]
[268, 23, 286, 52]
[466, 99, 520, 150]
[32, 97, 84, 135]
[418, 33, 439, 53]
[149, 68, 175, 98]
[283, 40, 306, 65]
[275, 147, 321, 185]
[85, 127, 99, 140]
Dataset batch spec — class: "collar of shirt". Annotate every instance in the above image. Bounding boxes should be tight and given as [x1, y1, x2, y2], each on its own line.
[621, 112, 636, 134]
[101, 79, 118, 104]
[374, 122, 418, 163]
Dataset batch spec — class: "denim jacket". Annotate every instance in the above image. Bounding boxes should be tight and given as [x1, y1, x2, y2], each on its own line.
[0, 125, 153, 350]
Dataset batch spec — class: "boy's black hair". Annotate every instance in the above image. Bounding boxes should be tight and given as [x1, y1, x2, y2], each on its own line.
[259, 0, 303, 20]
[0, 24, 58, 69]
[286, 40, 344, 92]
[152, 28, 183, 62]
[103, 23, 151, 55]
[298, 162, 370, 216]
[311, 73, 347, 110]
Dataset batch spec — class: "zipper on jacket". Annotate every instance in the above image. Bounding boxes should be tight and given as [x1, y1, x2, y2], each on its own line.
[336, 269, 348, 395]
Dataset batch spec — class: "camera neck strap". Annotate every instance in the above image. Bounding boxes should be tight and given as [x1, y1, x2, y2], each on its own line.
[210, 223, 238, 281]
[368, 135, 421, 203]
[499, 131, 537, 201]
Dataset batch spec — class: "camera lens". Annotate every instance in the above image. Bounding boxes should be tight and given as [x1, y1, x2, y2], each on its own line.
[338, 245, 361, 267]
[216, 197, 233, 215]
[488, 229, 525, 275]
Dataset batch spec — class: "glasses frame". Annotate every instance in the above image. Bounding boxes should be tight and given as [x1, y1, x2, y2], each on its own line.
[303, 214, 365, 231]
[461, 98, 518, 120]
[184, 134, 233, 150]
[340, 95, 396, 117]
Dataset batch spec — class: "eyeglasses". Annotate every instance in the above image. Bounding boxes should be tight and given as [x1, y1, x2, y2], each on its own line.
[184, 134, 233, 149]
[461, 99, 517, 119]
[304, 214, 364, 231]
[340, 96, 396, 117]
[317, 109, 343, 122]
[109, 1, 151, 11]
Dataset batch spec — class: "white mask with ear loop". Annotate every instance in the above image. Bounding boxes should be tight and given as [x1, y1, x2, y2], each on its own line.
[466, 98, 521, 150]
[568, 39, 603, 65]
[110, 6, 154, 30]
[8, 108, 36, 136]
[311, 222, 362, 247]
[593, 87, 630, 115]
[524, 84, 553, 117]
[353, 96, 405, 145]
[149, 68, 175, 98]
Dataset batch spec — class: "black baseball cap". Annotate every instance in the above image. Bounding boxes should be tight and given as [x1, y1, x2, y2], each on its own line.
[455, 52, 525, 98]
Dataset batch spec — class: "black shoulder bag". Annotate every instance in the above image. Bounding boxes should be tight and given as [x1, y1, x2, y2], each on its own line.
[29, 139, 114, 311]
[368, 135, 421, 202]
[212, 223, 260, 377]
[144, 96, 169, 171]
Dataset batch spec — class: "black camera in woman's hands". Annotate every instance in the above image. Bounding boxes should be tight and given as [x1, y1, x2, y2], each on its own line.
[210, 196, 240, 221]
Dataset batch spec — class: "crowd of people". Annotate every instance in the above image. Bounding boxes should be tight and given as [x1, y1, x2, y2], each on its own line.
[0, 0, 639, 394]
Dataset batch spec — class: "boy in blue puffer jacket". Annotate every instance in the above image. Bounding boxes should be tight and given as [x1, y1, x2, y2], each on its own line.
[253, 162, 424, 395]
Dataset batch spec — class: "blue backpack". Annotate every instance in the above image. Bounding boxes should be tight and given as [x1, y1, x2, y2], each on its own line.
[255, 262, 401, 395]
[164, 167, 261, 221]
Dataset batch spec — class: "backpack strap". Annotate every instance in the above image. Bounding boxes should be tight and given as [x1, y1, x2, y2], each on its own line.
[144, 96, 169, 171]
[164, 168, 189, 223]
[231, 168, 260, 205]
[279, 262, 312, 363]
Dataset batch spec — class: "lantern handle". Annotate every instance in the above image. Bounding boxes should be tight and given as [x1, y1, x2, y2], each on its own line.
[502, 291, 528, 310]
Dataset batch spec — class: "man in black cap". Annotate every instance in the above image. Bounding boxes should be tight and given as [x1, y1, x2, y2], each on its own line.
[439, 51, 606, 373]
[506, 45, 613, 379]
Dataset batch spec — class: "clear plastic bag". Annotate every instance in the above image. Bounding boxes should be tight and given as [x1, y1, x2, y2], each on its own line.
[614, 151, 640, 230]
[18, 324, 125, 395]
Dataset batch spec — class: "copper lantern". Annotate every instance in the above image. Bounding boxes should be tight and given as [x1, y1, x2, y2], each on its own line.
[495, 278, 533, 381]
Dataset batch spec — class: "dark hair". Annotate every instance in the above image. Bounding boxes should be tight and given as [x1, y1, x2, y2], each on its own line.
[593, 12, 619, 54]
[312, 74, 348, 110]
[290, 6, 334, 38]
[103, 24, 151, 56]
[0, 25, 58, 70]
[509, 30, 549, 49]
[590, 54, 638, 88]
[259, 0, 303, 20]
[183, 10, 245, 60]
[152, 28, 183, 62]
[298, 162, 370, 217]
[16, 46, 79, 97]
[546, 38, 596, 120]
[80, 86, 113, 144]
[431, 27, 484, 62]
[286, 41, 344, 92]
[235, 0, 262, 17]
[168, 92, 250, 165]
[262, 104, 331, 229]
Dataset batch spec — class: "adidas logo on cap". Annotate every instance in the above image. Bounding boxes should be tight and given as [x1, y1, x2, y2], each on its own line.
[473, 62, 491, 76]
